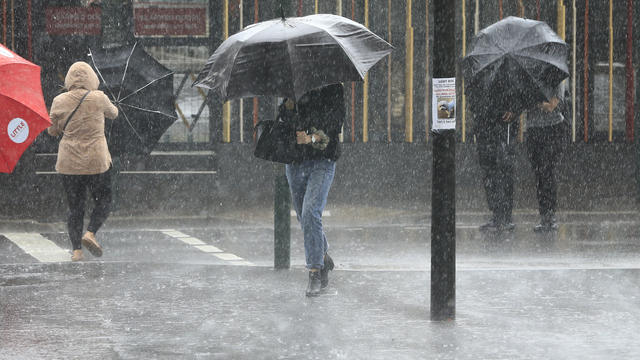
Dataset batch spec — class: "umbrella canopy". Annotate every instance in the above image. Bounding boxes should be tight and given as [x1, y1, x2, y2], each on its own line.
[461, 16, 569, 116]
[193, 13, 393, 101]
[0, 44, 51, 173]
[89, 43, 177, 156]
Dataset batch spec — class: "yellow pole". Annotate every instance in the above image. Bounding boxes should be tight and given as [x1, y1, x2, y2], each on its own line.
[315, 0, 319, 14]
[608, 0, 613, 142]
[404, 0, 414, 143]
[461, 0, 466, 142]
[363, 0, 369, 142]
[222, 0, 231, 143]
[557, 0, 566, 40]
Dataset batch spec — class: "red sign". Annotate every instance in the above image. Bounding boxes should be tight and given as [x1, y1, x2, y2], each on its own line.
[134, 7, 208, 37]
[45, 7, 102, 36]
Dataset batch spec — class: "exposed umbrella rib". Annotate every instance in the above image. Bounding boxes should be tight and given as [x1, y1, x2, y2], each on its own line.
[116, 103, 145, 145]
[118, 102, 178, 119]
[88, 47, 119, 103]
[117, 42, 138, 101]
[119, 72, 174, 103]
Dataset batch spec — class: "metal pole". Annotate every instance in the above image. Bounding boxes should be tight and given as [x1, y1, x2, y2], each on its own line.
[363, 0, 369, 142]
[608, 0, 613, 142]
[431, 0, 456, 321]
[274, 163, 291, 269]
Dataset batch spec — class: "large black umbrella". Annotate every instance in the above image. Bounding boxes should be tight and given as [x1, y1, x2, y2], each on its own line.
[89, 43, 177, 156]
[461, 16, 569, 116]
[193, 13, 393, 101]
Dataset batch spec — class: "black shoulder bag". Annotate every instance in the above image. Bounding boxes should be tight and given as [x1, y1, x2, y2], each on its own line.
[253, 104, 300, 164]
[60, 90, 90, 138]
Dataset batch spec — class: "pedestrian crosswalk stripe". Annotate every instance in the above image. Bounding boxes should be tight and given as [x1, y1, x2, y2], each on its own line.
[161, 229, 253, 265]
[3, 233, 70, 263]
[194, 245, 223, 253]
[179, 237, 206, 246]
[213, 253, 244, 261]
[160, 230, 191, 238]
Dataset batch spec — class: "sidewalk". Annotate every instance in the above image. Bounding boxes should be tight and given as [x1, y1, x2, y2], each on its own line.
[1, 206, 640, 359]
[1, 204, 638, 233]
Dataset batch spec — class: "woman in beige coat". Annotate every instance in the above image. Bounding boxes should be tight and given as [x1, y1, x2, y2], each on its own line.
[48, 61, 118, 261]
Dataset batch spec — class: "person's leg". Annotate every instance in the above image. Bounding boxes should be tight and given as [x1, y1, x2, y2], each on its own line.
[477, 137, 500, 223]
[496, 140, 516, 226]
[86, 169, 112, 234]
[300, 160, 336, 270]
[285, 163, 307, 225]
[540, 123, 567, 223]
[61, 175, 87, 252]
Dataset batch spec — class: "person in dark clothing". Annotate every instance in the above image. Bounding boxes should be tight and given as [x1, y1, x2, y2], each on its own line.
[475, 109, 520, 232]
[525, 83, 568, 232]
[280, 83, 344, 297]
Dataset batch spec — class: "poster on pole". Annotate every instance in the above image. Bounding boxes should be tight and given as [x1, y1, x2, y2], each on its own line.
[432, 78, 456, 130]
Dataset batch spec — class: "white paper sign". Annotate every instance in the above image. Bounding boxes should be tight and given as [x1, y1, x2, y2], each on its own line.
[432, 78, 456, 130]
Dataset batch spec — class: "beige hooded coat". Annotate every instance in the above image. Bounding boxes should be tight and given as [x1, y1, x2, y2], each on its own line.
[48, 61, 118, 175]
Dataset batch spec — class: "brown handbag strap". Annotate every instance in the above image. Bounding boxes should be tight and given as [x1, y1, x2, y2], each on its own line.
[61, 90, 91, 135]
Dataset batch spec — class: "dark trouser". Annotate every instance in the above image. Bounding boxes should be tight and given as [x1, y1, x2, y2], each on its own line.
[476, 122, 518, 223]
[525, 122, 568, 221]
[61, 169, 112, 250]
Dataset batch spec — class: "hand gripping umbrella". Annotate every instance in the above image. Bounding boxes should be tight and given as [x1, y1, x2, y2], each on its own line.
[193, 13, 393, 101]
[0, 44, 51, 173]
[89, 43, 178, 156]
[461, 16, 569, 116]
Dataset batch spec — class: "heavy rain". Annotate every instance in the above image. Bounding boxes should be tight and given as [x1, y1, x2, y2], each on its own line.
[1, 0, 639, 359]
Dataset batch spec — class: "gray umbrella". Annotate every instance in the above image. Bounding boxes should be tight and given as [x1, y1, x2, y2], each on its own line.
[461, 16, 569, 116]
[193, 13, 393, 101]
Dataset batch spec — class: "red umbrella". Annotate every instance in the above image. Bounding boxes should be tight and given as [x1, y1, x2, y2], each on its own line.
[0, 43, 51, 173]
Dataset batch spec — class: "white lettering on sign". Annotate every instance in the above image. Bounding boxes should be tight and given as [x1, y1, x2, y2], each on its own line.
[7, 118, 29, 144]
[0, 46, 14, 58]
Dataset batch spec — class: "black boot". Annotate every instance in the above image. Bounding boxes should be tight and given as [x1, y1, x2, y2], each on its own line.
[320, 254, 334, 288]
[534, 214, 558, 232]
[479, 218, 500, 232]
[305, 271, 322, 297]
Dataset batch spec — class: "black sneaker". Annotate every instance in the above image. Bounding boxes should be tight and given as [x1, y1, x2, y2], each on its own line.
[500, 222, 516, 232]
[305, 271, 322, 297]
[479, 219, 500, 232]
[320, 254, 334, 288]
[533, 221, 558, 233]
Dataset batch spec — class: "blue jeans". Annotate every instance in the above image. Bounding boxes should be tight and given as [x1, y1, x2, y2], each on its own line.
[285, 159, 336, 269]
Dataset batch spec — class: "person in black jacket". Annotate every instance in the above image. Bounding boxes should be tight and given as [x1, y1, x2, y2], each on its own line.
[281, 83, 344, 297]
[475, 108, 520, 233]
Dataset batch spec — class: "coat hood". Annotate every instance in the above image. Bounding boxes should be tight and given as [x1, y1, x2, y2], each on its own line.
[64, 61, 100, 91]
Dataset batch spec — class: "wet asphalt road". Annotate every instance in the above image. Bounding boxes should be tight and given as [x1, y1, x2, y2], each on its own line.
[1, 212, 640, 359]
